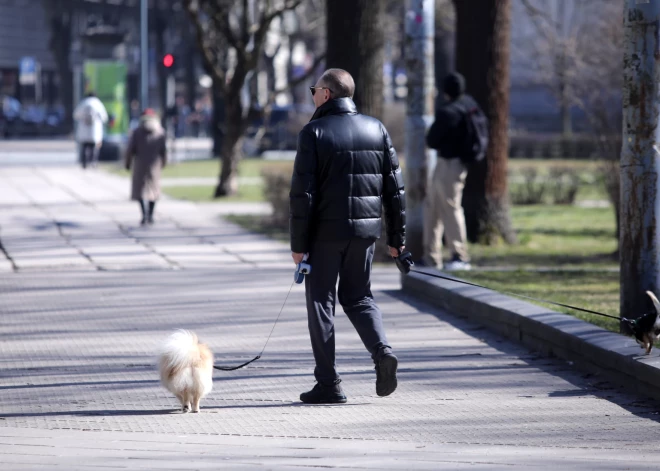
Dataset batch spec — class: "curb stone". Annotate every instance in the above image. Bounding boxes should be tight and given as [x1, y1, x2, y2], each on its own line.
[401, 269, 660, 401]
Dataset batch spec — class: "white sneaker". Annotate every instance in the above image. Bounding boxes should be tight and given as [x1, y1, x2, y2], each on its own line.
[443, 260, 472, 271]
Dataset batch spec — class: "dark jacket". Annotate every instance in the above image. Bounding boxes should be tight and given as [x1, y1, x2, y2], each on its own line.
[426, 94, 480, 159]
[289, 97, 405, 254]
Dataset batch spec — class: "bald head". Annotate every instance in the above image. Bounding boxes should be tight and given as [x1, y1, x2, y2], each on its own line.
[319, 69, 355, 99]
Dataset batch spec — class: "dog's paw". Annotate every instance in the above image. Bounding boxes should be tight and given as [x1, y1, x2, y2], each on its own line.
[182, 405, 190, 413]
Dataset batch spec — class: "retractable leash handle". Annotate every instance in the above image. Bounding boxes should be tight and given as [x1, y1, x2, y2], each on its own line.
[395, 249, 414, 274]
[294, 253, 312, 284]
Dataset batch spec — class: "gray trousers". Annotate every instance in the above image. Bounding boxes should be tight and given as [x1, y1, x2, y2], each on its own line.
[305, 237, 392, 385]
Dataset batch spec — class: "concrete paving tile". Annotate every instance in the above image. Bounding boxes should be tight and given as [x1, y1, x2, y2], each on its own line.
[2, 165, 660, 470]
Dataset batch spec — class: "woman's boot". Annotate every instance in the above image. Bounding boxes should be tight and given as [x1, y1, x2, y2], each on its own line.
[147, 201, 156, 224]
[140, 199, 148, 225]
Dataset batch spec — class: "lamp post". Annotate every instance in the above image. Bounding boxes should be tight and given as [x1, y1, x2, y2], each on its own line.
[404, 0, 435, 261]
[140, 0, 148, 110]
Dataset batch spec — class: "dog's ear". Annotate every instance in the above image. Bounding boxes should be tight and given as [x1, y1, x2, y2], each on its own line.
[647, 291, 660, 314]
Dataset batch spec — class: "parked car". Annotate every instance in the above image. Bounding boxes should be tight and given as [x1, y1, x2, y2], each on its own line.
[0, 95, 22, 138]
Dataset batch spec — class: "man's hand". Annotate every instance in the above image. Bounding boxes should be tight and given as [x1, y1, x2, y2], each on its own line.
[389, 246, 405, 258]
[292, 252, 306, 264]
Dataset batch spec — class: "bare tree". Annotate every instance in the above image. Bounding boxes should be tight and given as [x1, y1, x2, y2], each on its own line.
[519, 0, 594, 136]
[574, 0, 621, 248]
[521, 0, 621, 246]
[454, 0, 517, 245]
[185, 0, 315, 197]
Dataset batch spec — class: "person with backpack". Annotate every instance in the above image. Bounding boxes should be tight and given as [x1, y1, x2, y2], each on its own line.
[73, 91, 109, 169]
[423, 72, 488, 271]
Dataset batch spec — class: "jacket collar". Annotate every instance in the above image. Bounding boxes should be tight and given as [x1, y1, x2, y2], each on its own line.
[310, 97, 357, 122]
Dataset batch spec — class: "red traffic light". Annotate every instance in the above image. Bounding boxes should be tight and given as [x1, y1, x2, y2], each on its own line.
[163, 54, 174, 68]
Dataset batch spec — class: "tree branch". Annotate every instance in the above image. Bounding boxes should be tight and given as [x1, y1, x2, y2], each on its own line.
[184, 0, 227, 92]
[205, 1, 240, 50]
[242, 0, 250, 46]
[271, 52, 326, 97]
[257, 0, 305, 41]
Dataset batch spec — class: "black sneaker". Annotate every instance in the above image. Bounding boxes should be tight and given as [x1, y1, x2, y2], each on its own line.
[375, 354, 398, 397]
[300, 382, 347, 404]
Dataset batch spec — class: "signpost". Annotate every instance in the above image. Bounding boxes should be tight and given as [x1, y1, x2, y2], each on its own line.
[18, 57, 41, 103]
[404, 0, 435, 261]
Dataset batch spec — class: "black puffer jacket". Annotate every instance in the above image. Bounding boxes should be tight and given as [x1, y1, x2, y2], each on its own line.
[289, 97, 405, 254]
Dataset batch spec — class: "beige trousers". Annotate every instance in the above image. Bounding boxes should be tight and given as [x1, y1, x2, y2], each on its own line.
[423, 157, 469, 265]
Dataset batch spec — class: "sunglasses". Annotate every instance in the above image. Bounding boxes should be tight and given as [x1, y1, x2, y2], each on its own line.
[309, 86, 333, 96]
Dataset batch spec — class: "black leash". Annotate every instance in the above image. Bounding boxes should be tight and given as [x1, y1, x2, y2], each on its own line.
[213, 279, 296, 371]
[213, 257, 627, 372]
[410, 268, 622, 321]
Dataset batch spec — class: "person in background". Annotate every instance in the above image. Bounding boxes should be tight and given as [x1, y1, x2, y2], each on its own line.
[423, 72, 485, 271]
[125, 109, 167, 226]
[73, 91, 108, 169]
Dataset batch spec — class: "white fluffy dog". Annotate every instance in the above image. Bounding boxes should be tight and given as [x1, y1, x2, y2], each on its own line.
[158, 330, 214, 413]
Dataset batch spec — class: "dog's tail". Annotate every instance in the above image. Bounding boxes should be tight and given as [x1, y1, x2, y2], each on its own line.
[160, 329, 201, 369]
[647, 291, 660, 314]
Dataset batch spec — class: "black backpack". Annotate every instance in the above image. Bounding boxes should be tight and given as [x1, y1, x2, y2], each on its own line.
[459, 102, 488, 164]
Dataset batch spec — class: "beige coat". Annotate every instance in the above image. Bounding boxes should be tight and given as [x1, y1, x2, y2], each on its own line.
[125, 118, 167, 201]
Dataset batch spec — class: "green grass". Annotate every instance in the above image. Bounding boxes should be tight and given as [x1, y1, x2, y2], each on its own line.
[102, 159, 292, 179]
[470, 205, 617, 269]
[438, 203, 619, 332]
[452, 270, 620, 332]
[225, 214, 289, 242]
[163, 184, 264, 202]
[508, 159, 605, 171]
[104, 158, 611, 205]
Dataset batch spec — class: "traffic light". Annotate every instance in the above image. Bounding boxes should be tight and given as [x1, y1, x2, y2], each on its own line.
[163, 54, 174, 68]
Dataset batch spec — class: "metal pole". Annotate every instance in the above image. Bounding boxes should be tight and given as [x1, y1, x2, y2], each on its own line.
[621, 0, 660, 323]
[140, 0, 148, 110]
[404, 0, 435, 261]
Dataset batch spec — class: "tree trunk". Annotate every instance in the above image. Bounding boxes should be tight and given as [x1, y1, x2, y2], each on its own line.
[45, 7, 74, 132]
[212, 88, 225, 157]
[356, 0, 384, 120]
[215, 56, 249, 197]
[326, 0, 384, 120]
[435, 0, 455, 108]
[215, 90, 244, 197]
[454, 0, 517, 245]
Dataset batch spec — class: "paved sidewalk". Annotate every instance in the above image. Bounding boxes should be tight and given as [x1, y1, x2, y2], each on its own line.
[1, 167, 660, 469]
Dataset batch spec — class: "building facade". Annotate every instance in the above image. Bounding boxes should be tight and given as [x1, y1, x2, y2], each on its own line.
[0, 0, 58, 104]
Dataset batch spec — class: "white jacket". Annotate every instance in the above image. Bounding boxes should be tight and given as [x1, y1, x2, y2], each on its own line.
[73, 96, 109, 144]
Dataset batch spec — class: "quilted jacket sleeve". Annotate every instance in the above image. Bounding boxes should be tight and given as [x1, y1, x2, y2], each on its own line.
[289, 128, 318, 254]
[381, 126, 406, 249]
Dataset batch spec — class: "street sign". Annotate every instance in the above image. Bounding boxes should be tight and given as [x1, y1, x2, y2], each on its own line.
[18, 57, 38, 85]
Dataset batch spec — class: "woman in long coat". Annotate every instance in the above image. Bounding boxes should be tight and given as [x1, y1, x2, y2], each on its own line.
[125, 109, 167, 225]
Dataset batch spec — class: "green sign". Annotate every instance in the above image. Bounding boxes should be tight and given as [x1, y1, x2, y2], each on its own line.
[83, 61, 128, 136]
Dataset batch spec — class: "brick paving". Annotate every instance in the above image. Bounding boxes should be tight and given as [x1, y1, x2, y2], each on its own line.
[0, 167, 660, 470]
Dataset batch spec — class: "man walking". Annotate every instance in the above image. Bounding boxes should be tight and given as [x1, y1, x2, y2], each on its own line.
[423, 72, 487, 271]
[289, 68, 406, 404]
[73, 91, 108, 169]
